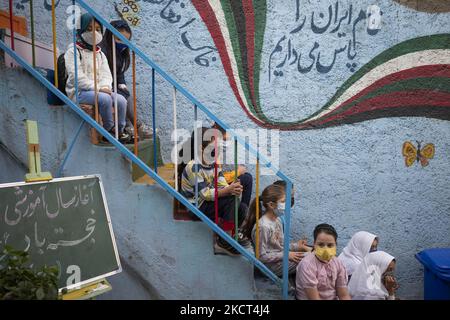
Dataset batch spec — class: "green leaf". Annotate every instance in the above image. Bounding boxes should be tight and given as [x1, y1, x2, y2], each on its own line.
[35, 287, 45, 300]
[0, 246, 58, 300]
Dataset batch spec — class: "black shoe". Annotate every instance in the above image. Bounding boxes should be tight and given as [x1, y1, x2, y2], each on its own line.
[118, 131, 131, 144]
[237, 231, 252, 249]
[214, 237, 241, 256]
[103, 129, 130, 144]
[124, 126, 139, 143]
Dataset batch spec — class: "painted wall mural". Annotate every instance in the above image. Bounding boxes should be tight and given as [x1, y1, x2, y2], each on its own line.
[11, 0, 450, 131]
[402, 141, 435, 167]
[115, 0, 219, 67]
[393, 0, 450, 13]
[115, 0, 141, 26]
[268, 2, 382, 79]
[14, 0, 60, 11]
[191, 0, 450, 130]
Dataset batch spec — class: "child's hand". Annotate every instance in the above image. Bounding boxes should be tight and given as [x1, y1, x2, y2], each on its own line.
[298, 239, 311, 252]
[383, 275, 398, 295]
[99, 87, 112, 95]
[289, 252, 305, 263]
[227, 182, 243, 196]
[118, 84, 128, 90]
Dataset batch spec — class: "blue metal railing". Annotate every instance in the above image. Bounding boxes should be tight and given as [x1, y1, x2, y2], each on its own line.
[1, 0, 294, 298]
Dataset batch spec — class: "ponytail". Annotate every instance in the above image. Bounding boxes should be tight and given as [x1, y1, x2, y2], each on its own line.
[241, 197, 260, 239]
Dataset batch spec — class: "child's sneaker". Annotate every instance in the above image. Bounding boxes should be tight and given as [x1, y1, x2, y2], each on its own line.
[118, 132, 131, 144]
[138, 123, 153, 140]
[124, 126, 138, 142]
[237, 231, 252, 249]
[214, 237, 241, 257]
[102, 130, 131, 144]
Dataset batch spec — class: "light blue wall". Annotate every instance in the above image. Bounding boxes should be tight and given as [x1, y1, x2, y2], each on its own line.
[1, 0, 450, 299]
[0, 142, 27, 184]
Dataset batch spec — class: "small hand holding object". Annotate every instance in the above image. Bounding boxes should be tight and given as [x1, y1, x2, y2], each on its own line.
[384, 275, 399, 295]
[228, 181, 243, 196]
[299, 236, 313, 252]
[289, 251, 305, 263]
[99, 87, 112, 95]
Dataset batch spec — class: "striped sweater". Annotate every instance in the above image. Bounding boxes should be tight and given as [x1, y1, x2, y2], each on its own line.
[181, 160, 228, 207]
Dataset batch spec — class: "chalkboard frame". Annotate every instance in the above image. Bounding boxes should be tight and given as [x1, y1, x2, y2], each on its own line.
[0, 174, 122, 292]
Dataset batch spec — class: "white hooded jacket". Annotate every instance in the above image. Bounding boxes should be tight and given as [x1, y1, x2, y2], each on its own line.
[64, 43, 113, 100]
[348, 251, 395, 300]
[338, 231, 377, 276]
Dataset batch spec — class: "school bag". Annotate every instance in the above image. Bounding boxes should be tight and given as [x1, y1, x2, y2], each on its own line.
[46, 48, 82, 105]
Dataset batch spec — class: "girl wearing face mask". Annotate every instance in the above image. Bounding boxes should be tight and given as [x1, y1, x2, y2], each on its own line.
[348, 251, 398, 300]
[100, 20, 152, 140]
[338, 231, 378, 280]
[296, 224, 351, 300]
[242, 184, 309, 277]
[64, 14, 129, 143]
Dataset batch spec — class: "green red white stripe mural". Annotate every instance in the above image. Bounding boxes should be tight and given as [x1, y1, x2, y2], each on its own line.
[191, 0, 450, 130]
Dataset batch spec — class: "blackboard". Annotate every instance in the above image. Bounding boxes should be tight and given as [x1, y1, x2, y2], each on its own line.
[0, 175, 121, 291]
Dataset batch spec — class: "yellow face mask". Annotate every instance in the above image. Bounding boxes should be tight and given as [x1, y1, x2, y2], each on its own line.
[314, 246, 336, 262]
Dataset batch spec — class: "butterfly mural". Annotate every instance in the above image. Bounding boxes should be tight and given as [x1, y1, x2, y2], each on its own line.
[115, 0, 141, 27]
[402, 141, 435, 167]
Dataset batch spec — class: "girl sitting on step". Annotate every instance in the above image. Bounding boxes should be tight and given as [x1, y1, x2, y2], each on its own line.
[65, 13, 129, 143]
[241, 184, 310, 277]
[100, 20, 152, 140]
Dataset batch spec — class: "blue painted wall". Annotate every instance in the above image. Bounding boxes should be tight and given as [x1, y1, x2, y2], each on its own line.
[1, 0, 450, 299]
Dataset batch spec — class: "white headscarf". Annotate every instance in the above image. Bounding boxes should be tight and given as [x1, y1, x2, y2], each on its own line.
[338, 231, 377, 276]
[348, 251, 395, 300]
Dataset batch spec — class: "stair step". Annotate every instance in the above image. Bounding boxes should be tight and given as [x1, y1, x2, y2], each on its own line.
[134, 163, 175, 187]
[254, 268, 296, 300]
[173, 197, 201, 221]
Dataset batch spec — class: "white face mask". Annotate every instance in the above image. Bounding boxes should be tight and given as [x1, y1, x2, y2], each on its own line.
[81, 30, 103, 46]
[274, 202, 286, 217]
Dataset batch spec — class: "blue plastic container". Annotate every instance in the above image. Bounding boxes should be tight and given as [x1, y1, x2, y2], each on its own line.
[415, 248, 450, 300]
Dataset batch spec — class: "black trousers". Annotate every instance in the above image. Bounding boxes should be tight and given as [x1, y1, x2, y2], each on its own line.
[238, 173, 253, 207]
[199, 196, 248, 230]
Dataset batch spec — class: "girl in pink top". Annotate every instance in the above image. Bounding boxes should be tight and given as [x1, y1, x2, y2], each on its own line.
[296, 224, 351, 300]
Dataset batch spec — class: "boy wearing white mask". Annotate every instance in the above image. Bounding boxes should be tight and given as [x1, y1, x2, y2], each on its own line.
[65, 14, 129, 143]
[243, 184, 309, 277]
[348, 251, 398, 300]
[296, 224, 351, 300]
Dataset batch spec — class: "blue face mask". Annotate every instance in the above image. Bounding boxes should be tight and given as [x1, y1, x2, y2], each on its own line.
[116, 42, 128, 51]
[274, 202, 286, 217]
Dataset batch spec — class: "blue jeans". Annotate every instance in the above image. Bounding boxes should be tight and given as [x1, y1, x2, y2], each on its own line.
[78, 91, 127, 132]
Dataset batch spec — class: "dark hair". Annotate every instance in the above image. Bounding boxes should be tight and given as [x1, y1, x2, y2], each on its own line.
[313, 223, 338, 242]
[177, 127, 219, 190]
[273, 180, 295, 189]
[102, 20, 132, 79]
[273, 180, 286, 187]
[241, 184, 285, 239]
